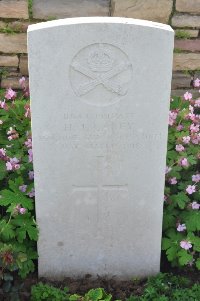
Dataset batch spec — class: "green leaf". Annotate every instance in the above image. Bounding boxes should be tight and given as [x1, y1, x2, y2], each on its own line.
[162, 238, 171, 250]
[0, 160, 7, 180]
[178, 249, 193, 266]
[1, 223, 15, 240]
[1, 189, 33, 210]
[196, 259, 200, 270]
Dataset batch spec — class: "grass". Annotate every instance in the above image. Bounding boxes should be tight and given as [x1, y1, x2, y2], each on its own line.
[175, 30, 192, 40]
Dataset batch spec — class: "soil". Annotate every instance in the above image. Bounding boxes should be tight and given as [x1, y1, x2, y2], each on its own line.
[1, 256, 200, 301]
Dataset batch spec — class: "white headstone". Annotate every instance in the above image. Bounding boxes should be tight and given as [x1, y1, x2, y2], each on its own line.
[28, 17, 174, 279]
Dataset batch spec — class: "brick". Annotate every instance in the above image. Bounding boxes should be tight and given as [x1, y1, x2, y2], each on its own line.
[111, 0, 173, 23]
[171, 89, 200, 98]
[0, 0, 29, 19]
[32, 0, 109, 19]
[175, 29, 199, 38]
[172, 72, 192, 89]
[174, 39, 200, 52]
[0, 33, 27, 54]
[0, 55, 18, 67]
[173, 53, 200, 71]
[176, 0, 200, 14]
[0, 21, 6, 30]
[1, 76, 28, 89]
[19, 55, 28, 75]
[8, 21, 33, 33]
[172, 14, 200, 28]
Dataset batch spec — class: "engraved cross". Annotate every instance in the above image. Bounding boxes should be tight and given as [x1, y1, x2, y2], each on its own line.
[72, 156, 128, 197]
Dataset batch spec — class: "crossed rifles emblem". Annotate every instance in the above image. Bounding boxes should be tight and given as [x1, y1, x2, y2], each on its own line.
[71, 57, 131, 97]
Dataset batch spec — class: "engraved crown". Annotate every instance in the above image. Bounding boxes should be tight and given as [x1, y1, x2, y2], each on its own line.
[87, 44, 114, 72]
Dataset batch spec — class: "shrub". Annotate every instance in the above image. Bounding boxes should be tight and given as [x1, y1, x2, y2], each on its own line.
[31, 282, 69, 301]
[0, 80, 38, 286]
[163, 84, 200, 270]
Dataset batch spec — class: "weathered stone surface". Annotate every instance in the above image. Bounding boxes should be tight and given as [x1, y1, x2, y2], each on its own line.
[0, 55, 18, 67]
[19, 55, 28, 75]
[174, 39, 200, 52]
[171, 89, 200, 98]
[111, 0, 173, 23]
[173, 53, 200, 70]
[32, 0, 109, 19]
[176, 0, 200, 14]
[0, 0, 29, 19]
[172, 72, 192, 89]
[0, 33, 27, 54]
[0, 21, 6, 30]
[28, 17, 173, 279]
[1, 77, 21, 89]
[175, 29, 199, 38]
[172, 14, 200, 28]
[8, 21, 33, 33]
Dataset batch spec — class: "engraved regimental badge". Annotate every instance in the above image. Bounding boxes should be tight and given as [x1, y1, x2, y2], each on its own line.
[70, 43, 133, 106]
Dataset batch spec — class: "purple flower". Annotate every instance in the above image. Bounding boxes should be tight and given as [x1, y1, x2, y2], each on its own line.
[19, 207, 26, 214]
[28, 149, 33, 162]
[19, 185, 27, 193]
[5, 88, 16, 100]
[186, 185, 196, 195]
[28, 188, 35, 198]
[177, 224, 186, 232]
[0, 148, 6, 158]
[180, 240, 192, 250]
[191, 201, 200, 210]
[28, 170, 34, 180]
[192, 174, 200, 183]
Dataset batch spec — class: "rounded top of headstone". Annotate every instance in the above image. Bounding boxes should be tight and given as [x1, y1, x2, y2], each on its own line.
[28, 17, 174, 34]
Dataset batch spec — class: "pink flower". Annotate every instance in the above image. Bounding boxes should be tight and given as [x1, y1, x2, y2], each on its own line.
[177, 224, 186, 232]
[186, 185, 196, 194]
[189, 105, 194, 113]
[192, 174, 200, 182]
[8, 136, 13, 141]
[19, 77, 26, 88]
[180, 240, 192, 250]
[6, 157, 20, 171]
[6, 161, 13, 171]
[28, 149, 33, 162]
[169, 111, 177, 126]
[0, 120, 3, 124]
[169, 177, 177, 185]
[176, 124, 183, 131]
[0, 100, 7, 109]
[165, 166, 172, 174]
[194, 78, 200, 87]
[180, 158, 189, 167]
[5, 88, 16, 100]
[191, 201, 200, 210]
[28, 188, 35, 198]
[184, 91, 192, 101]
[182, 136, 190, 144]
[25, 138, 32, 148]
[28, 170, 34, 180]
[175, 144, 185, 152]
[0, 148, 6, 158]
[19, 185, 27, 192]
[19, 207, 26, 214]
[194, 99, 200, 107]
[190, 123, 199, 133]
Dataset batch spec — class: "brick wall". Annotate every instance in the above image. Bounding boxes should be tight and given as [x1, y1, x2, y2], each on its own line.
[0, 0, 200, 96]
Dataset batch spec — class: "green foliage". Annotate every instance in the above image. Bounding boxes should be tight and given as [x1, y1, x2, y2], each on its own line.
[31, 274, 200, 301]
[163, 92, 200, 270]
[28, 0, 33, 19]
[31, 283, 69, 301]
[126, 273, 200, 301]
[175, 30, 192, 39]
[0, 87, 38, 284]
